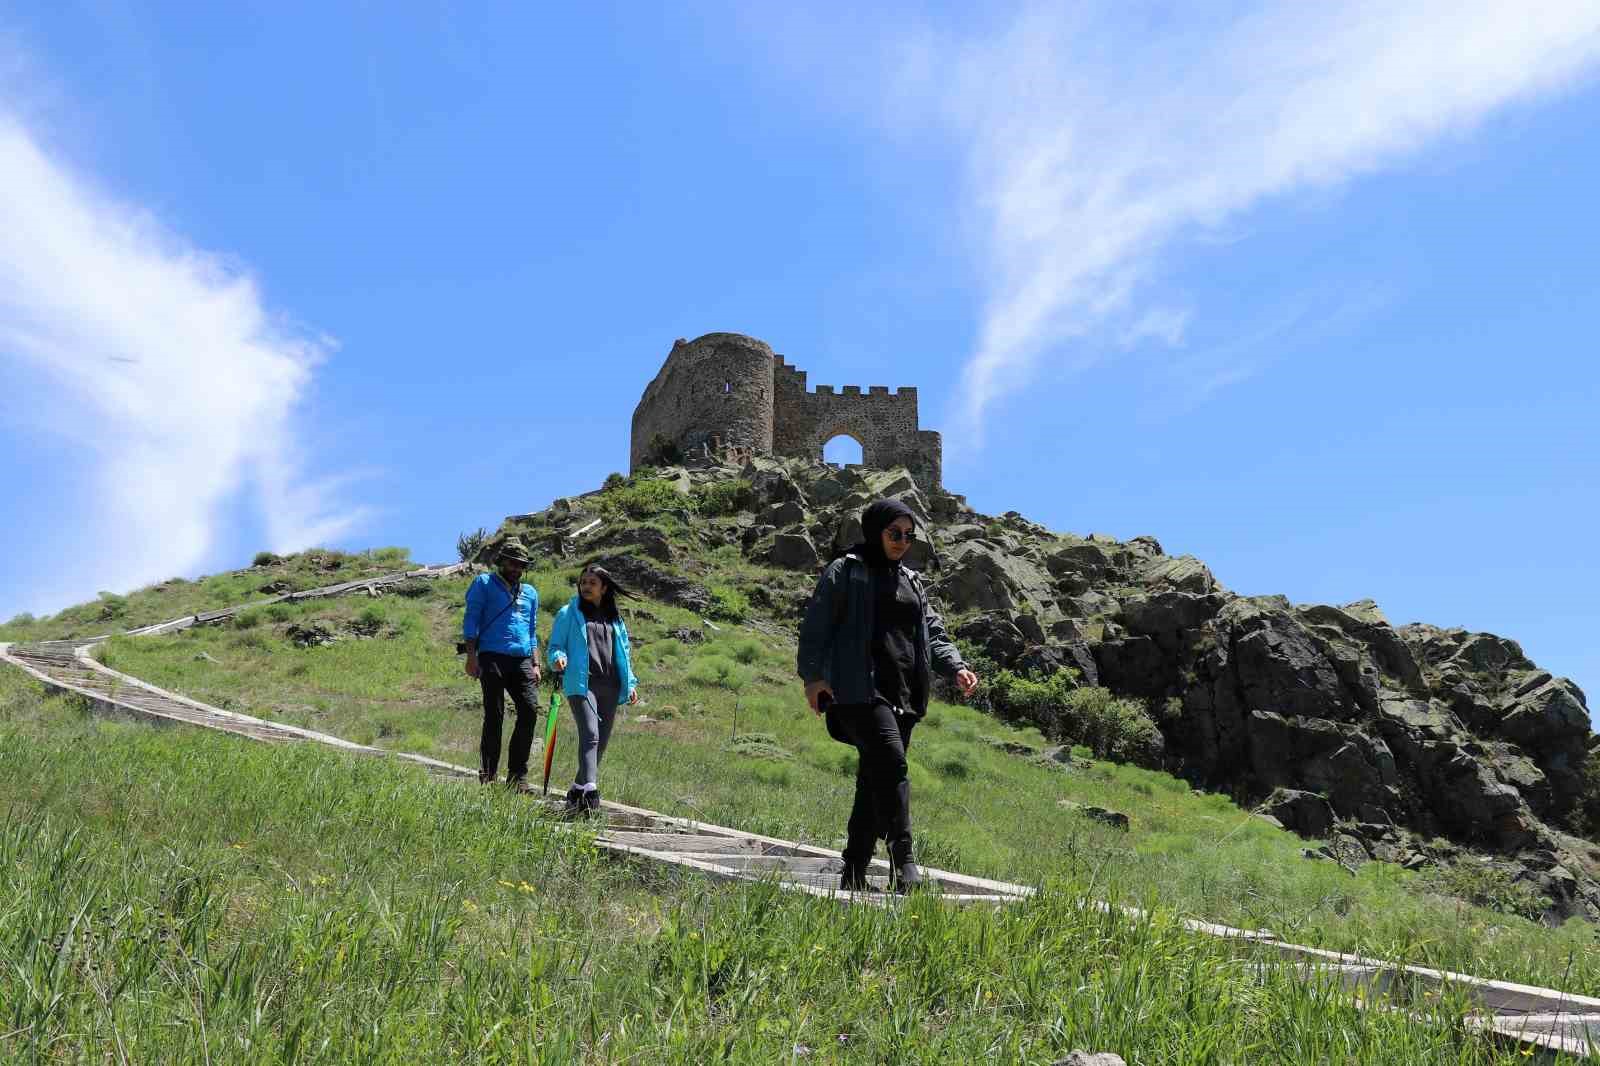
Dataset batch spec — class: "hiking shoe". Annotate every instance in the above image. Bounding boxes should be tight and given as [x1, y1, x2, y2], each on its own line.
[889, 857, 928, 889]
[839, 862, 869, 892]
[891, 861, 924, 894]
[478, 770, 497, 785]
[582, 789, 602, 813]
[508, 776, 534, 794]
[559, 787, 585, 819]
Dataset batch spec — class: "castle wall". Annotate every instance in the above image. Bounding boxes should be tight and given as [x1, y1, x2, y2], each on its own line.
[630, 334, 775, 469]
[630, 333, 942, 489]
[772, 357, 942, 489]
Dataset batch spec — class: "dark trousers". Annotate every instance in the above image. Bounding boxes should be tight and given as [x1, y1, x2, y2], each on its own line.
[826, 702, 917, 868]
[478, 652, 538, 779]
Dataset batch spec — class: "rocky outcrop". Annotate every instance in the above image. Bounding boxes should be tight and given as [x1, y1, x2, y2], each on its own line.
[493, 457, 1600, 921]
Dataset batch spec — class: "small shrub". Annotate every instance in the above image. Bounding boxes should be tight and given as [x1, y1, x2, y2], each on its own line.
[686, 655, 750, 691]
[605, 479, 684, 519]
[603, 472, 627, 491]
[399, 731, 436, 755]
[694, 479, 753, 517]
[95, 592, 127, 621]
[642, 432, 684, 466]
[7, 612, 36, 627]
[923, 746, 973, 780]
[1426, 861, 1550, 921]
[252, 551, 283, 567]
[752, 761, 794, 787]
[232, 609, 263, 630]
[688, 656, 748, 688]
[708, 585, 750, 623]
[729, 638, 764, 665]
[457, 527, 489, 564]
[366, 546, 411, 567]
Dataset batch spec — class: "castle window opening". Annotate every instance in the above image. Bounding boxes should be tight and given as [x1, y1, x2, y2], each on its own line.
[822, 434, 863, 467]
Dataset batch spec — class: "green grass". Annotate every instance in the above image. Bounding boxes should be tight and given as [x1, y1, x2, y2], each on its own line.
[0, 671, 1551, 1063]
[27, 564, 1600, 1002]
[6, 543, 1600, 1060]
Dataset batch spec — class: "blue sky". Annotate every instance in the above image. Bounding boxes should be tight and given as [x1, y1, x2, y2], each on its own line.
[2, 3, 1598, 711]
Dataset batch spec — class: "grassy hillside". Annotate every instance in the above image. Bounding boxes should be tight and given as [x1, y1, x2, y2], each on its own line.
[0, 669, 1560, 1063]
[6, 540, 1599, 996]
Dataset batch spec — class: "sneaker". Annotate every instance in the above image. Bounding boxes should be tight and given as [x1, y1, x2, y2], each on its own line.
[506, 774, 529, 792]
[560, 787, 585, 818]
[582, 788, 602, 813]
[478, 770, 497, 785]
[839, 861, 869, 892]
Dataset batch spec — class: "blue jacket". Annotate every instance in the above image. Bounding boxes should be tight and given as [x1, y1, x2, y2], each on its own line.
[462, 573, 539, 657]
[546, 596, 636, 699]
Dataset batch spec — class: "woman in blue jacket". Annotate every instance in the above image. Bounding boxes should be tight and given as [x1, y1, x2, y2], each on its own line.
[546, 565, 639, 813]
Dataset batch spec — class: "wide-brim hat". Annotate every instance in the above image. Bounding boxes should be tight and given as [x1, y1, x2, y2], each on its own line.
[497, 541, 531, 565]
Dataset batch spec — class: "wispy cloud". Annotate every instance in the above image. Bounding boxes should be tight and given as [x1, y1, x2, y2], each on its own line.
[890, 1, 1600, 438]
[0, 115, 364, 613]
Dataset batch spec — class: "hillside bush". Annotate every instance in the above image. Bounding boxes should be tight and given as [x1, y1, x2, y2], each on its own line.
[95, 593, 127, 621]
[252, 551, 283, 567]
[456, 527, 488, 563]
[984, 669, 1159, 766]
[707, 584, 750, 622]
[603, 472, 627, 491]
[641, 431, 683, 466]
[604, 479, 683, 519]
[686, 654, 750, 691]
[695, 479, 754, 517]
[729, 638, 764, 665]
[1426, 861, 1551, 922]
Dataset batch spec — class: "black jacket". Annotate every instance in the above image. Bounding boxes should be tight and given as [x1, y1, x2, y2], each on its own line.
[796, 554, 965, 717]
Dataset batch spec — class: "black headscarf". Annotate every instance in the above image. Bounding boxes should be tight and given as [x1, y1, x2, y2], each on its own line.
[846, 498, 917, 568]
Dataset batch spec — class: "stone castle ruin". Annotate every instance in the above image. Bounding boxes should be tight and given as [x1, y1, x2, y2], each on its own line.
[630, 333, 943, 489]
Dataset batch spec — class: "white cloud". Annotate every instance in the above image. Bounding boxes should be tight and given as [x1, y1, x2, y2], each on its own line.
[893, 1, 1600, 438]
[0, 115, 364, 612]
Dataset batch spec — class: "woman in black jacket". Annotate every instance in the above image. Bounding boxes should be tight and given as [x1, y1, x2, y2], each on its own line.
[797, 498, 979, 892]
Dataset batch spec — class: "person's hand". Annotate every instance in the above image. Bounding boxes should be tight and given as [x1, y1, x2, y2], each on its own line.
[465, 655, 480, 680]
[628, 688, 641, 706]
[804, 679, 834, 715]
[531, 665, 542, 685]
[955, 668, 979, 700]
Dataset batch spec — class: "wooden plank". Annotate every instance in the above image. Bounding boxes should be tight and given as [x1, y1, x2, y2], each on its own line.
[599, 831, 774, 854]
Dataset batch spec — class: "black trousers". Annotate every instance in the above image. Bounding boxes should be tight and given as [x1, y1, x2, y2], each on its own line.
[826, 702, 917, 868]
[478, 652, 539, 779]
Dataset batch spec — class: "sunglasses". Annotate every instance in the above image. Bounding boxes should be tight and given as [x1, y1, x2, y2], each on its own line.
[884, 528, 918, 544]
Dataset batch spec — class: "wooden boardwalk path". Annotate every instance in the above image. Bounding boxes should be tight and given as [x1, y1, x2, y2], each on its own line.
[2, 564, 1598, 1056]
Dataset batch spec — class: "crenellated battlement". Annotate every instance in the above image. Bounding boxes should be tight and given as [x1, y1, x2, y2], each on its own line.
[631, 332, 941, 489]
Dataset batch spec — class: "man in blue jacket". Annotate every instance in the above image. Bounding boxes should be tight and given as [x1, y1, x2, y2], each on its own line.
[463, 540, 542, 789]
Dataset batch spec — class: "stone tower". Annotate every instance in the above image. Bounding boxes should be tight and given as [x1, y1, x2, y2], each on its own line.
[630, 332, 942, 489]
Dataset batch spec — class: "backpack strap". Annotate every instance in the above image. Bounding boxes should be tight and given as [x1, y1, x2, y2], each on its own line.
[833, 554, 861, 628]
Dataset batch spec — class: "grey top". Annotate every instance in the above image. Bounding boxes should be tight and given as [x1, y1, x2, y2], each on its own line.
[585, 615, 619, 690]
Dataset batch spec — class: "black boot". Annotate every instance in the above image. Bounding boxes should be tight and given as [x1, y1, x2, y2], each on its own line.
[839, 858, 869, 892]
[888, 839, 922, 894]
[583, 788, 602, 814]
